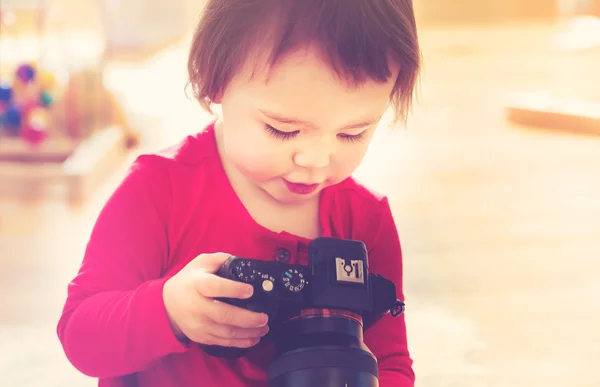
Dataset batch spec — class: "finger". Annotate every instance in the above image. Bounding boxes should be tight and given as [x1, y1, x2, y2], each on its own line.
[203, 334, 261, 349]
[207, 323, 269, 340]
[195, 273, 254, 299]
[192, 253, 234, 273]
[207, 300, 269, 328]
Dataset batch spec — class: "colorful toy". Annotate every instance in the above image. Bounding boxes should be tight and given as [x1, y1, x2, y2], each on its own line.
[16, 64, 36, 83]
[0, 3, 139, 204]
[0, 63, 56, 146]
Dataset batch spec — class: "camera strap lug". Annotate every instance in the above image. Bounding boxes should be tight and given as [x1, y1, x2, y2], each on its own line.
[390, 300, 406, 317]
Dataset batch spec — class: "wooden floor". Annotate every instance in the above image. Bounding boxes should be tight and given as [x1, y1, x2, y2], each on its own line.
[1, 22, 599, 387]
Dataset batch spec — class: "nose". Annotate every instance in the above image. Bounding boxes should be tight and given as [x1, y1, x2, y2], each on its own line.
[293, 140, 331, 169]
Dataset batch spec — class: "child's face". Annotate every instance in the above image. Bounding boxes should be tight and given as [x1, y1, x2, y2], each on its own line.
[218, 46, 397, 205]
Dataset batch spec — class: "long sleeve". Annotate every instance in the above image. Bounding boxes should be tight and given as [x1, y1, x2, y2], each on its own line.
[56, 156, 188, 378]
[363, 197, 415, 387]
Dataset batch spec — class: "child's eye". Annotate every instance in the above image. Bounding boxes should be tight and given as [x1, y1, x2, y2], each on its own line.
[337, 131, 366, 143]
[265, 124, 299, 140]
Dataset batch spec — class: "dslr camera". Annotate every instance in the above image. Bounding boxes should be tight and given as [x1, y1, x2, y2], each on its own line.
[200, 237, 405, 387]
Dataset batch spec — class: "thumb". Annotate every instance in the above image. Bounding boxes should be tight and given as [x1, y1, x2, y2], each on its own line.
[191, 252, 233, 273]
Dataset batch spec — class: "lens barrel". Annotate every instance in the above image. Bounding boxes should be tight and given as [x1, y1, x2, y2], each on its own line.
[267, 311, 379, 387]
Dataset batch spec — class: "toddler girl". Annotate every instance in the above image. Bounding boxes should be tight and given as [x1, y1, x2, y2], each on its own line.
[57, 1, 421, 386]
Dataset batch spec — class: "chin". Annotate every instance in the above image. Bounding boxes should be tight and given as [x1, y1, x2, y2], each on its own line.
[264, 187, 319, 205]
[274, 192, 317, 205]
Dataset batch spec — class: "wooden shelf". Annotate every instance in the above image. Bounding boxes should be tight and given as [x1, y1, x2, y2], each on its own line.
[0, 126, 128, 203]
[505, 91, 600, 136]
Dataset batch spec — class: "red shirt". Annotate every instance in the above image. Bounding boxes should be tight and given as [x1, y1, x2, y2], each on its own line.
[57, 123, 415, 387]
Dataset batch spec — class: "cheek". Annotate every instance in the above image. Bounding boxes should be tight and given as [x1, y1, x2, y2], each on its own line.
[223, 124, 290, 181]
[331, 145, 370, 181]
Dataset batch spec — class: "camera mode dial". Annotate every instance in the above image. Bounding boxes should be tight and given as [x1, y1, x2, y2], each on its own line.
[232, 260, 257, 282]
[281, 268, 306, 293]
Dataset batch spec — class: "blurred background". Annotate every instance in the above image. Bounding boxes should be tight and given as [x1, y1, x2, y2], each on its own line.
[1, 1, 599, 386]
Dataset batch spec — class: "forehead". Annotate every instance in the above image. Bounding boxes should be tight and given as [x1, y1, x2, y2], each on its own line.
[229, 46, 397, 129]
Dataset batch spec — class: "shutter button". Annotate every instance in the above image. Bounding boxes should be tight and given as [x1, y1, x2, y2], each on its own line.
[275, 248, 290, 263]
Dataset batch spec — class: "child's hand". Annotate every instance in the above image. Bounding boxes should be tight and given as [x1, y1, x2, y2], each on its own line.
[163, 253, 269, 348]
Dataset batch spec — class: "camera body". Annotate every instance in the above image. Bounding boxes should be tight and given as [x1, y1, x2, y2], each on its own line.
[200, 237, 405, 359]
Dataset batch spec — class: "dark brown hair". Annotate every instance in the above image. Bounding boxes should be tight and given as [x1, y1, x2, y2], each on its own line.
[188, 0, 421, 122]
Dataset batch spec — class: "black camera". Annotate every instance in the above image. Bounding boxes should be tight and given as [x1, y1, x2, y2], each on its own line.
[200, 237, 405, 387]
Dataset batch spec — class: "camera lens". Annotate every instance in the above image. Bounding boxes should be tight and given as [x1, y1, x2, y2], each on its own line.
[267, 309, 379, 387]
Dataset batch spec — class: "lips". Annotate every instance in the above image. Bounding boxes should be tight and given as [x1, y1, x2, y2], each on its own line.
[283, 180, 320, 195]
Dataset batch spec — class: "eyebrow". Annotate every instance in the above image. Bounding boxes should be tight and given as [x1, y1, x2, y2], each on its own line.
[259, 109, 377, 130]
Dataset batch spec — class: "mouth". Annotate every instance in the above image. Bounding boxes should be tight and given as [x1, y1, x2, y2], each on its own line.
[283, 179, 321, 195]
